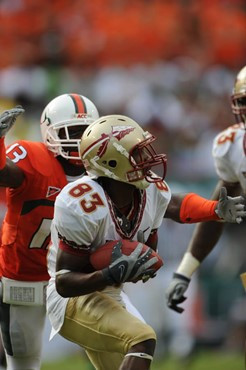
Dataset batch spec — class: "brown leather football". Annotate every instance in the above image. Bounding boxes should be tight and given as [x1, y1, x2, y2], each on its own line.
[90, 239, 163, 272]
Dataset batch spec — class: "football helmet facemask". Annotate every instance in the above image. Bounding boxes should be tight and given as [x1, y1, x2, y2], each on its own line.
[40, 93, 99, 163]
[231, 66, 246, 126]
[80, 115, 167, 189]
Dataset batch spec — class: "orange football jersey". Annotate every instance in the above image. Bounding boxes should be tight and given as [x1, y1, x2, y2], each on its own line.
[0, 140, 67, 281]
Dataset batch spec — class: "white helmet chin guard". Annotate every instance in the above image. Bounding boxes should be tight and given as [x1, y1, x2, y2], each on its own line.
[40, 93, 99, 161]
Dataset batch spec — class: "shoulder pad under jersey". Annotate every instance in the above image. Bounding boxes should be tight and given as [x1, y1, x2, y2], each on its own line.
[212, 123, 244, 159]
[154, 180, 171, 198]
[145, 181, 171, 229]
[56, 176, 108, 221]
[147, 180, 172, 205]
[54, 177, 108, 247]
[6, 140, 56, 176]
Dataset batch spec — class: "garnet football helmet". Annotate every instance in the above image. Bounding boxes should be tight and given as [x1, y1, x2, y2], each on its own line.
[81, 115, 167, 189]
[231, 66, 246, 126]
[40, 93, 99, 161]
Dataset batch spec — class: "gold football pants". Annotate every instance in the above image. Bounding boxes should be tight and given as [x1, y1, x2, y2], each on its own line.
[59, 291, 156, 370]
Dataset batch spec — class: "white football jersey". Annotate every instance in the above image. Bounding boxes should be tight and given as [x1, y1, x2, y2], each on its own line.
[47, 175, 171, 337]
[212, 123, 246, 192]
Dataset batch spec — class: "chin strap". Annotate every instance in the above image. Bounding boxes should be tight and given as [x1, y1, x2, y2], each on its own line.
[124, 352, 153, 361]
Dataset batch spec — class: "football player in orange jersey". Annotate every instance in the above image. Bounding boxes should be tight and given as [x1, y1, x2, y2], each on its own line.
[0, 94, 99, 370]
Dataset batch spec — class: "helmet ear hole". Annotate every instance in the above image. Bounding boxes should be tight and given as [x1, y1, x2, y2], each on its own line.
[108, 160, 117, 168]
[102, 160, 117, 168]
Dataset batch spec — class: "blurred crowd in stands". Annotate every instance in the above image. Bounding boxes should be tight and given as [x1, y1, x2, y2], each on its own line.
[0, 60, 239, 182]
[0, 0, 245, 69]
[0, 0, 246, 362]
[0, 0, 245, 181]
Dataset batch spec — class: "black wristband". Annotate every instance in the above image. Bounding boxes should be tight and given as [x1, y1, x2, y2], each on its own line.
[173, 272, 191, 283]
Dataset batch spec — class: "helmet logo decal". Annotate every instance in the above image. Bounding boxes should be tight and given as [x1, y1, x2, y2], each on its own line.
[76, 113, 87, 118]
[69, 93, 87, 113]
[42, 112, 51, 126]
[46, 186, 61, 197]
[97, 126, 135, 157]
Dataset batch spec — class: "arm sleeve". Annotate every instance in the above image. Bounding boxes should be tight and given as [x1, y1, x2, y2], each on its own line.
[179, 193, 220, 223]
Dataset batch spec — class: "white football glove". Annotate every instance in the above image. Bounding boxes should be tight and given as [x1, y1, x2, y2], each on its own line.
[165, 272, 190, 313]
[0, 105, 25, 138]
[215, 187, 246, 224]
[102, 240, 158, 285]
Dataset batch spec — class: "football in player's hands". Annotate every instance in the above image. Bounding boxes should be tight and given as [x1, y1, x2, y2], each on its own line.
[90, 239, 163, 273]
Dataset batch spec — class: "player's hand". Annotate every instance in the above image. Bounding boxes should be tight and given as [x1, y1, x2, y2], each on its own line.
[0, 105, 25, 138]
[165, 272, 190, 313]
[102, 240, 158, 285]
[215, 187, 246, 224]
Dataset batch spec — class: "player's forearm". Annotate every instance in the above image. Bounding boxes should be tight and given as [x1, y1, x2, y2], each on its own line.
[165, 193, 219, 223]
[176, 221, 225, 278]
[165, 193, 217, 222]
[187, 220, 225, 261]
[55, 270, 109, 297]
[179, 193, 219, 223]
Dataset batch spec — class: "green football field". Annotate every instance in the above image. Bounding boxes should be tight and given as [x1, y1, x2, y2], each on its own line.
[41, 350, 244, 370]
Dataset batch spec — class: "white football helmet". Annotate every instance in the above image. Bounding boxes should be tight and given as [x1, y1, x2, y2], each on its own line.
[231, 66, 246, 126]
[81, 115, 167, 189]
[40, 93, 99, 161]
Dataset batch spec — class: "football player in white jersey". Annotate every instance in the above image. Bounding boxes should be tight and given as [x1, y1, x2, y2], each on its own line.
[47, 114, 246, 370]
[166, 65, 246, 314]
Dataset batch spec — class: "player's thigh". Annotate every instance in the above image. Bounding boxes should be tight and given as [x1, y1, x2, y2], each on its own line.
[59, 292, 156, 354]
[86, 349, 124, 370]
[121, 290, 145, 322]
[0, 302, 46, 356]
